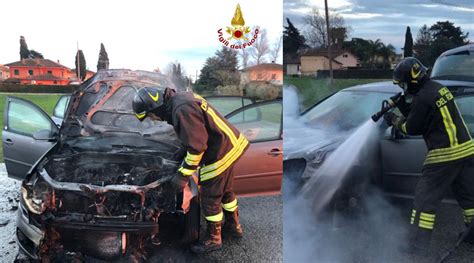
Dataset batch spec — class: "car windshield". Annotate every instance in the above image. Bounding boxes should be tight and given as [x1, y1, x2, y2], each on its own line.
[301, 90, 394, 131]
[431, 50, 474, 82]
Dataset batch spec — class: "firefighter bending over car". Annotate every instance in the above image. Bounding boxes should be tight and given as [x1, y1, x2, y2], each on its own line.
[384, 57, 474, 254]
[132, 87, 249, 253]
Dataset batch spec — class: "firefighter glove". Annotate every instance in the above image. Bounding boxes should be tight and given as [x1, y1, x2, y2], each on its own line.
[384, 112, 399, 127]
[171, 171, 189, 192]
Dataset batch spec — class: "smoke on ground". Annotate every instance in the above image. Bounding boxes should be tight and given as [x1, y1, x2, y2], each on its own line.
[283, 85, 412, 262]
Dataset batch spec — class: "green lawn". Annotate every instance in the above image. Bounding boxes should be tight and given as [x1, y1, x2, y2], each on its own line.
[0, 93, 62, 161]
[285, 77, 389, 110]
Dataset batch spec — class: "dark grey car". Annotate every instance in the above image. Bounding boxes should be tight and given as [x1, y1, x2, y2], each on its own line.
[2, 70, 200, 261]
[284, 44, 474, 207]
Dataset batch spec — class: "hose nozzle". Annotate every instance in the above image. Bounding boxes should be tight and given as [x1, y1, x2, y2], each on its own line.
[371, 92, 403, 122]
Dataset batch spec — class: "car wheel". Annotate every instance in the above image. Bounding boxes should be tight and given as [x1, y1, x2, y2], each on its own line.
[182, 196, 200, 244]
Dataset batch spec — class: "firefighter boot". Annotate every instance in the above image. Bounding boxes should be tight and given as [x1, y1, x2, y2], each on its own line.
[223, 209, 243, 238]
[190, 221, 222, 254]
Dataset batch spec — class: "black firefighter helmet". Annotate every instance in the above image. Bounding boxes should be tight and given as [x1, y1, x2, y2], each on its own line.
[132, 87, 165, 121]
[393, 57, 428, 94]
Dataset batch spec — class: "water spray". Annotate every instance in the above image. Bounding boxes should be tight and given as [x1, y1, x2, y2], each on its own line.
[371, 92, 403, 122]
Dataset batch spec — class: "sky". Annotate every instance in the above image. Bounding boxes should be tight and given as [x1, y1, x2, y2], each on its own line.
[0, 0, 283, 81]
[284, 0, 474, 52]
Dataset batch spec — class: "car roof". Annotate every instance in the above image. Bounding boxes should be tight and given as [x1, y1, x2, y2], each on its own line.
[438, 44, 474, 58]
[342, 81, 401, 93]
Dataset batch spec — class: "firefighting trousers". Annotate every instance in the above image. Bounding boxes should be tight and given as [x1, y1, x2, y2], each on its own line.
[410, 157, 474, 234]
[200, 166, 238, 222]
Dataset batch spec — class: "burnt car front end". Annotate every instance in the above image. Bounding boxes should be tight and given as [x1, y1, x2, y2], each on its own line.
[17, 70, 198, 260]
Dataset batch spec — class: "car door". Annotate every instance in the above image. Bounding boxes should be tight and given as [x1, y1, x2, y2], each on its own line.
[205, 96, 254, 116]
[2, 96, 59, 180]
[226, 100, 283, 197]
[380, 93, 474, 198]
[51, 95, 71, 127]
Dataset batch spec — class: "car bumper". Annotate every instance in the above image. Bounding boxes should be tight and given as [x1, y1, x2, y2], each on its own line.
[16, 200, 163, 260]
[16, 202, 44, 260]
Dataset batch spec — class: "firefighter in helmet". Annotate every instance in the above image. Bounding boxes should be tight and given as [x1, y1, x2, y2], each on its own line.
[132, 87, 249, 253]
[384, 57, 474, 254]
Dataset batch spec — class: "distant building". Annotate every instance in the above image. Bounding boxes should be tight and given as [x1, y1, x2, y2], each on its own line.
[283, 55, 301, 76]
[300, 49, 359, 76]
[0, 65, 10, 80]
[240, 63, 283, 85]
[5, 59, 70, 85]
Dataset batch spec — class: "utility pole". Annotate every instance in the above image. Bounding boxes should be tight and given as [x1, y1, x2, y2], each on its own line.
[324, 0, 333, 84]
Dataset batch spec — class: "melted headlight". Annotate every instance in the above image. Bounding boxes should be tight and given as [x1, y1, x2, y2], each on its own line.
[21, 182, 53, 215]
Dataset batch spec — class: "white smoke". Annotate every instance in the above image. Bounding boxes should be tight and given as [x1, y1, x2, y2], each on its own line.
[283, 85, 410, 262]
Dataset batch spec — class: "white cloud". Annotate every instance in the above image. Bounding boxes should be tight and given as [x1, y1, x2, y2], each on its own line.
[341, 12, 383, 19]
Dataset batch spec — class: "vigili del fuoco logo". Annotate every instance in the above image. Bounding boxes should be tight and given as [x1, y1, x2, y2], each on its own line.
[217, 4, 259, 49]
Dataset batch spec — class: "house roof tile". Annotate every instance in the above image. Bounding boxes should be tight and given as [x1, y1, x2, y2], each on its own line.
[5, 59, 70, 69]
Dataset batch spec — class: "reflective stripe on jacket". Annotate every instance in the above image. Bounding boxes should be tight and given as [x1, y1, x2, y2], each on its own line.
[399, 79, 474, 166]
[170, 92, 249, 181]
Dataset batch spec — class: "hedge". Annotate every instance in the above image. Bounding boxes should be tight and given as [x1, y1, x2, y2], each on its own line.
[317, 69, 393, 79]
[0, 83, 78, 93]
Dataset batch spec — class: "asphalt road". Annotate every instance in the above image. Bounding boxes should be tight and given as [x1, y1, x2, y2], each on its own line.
[284, 177, 474, 263]
[0, 164, 282, 263]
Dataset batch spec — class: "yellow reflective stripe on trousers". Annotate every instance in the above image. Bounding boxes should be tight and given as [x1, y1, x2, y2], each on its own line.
[222, 199, 238, 212]
[419, 221, 434, 230]
[200, 135, 249, 181]
[206, 107, 239, 146]
[420, 212, 435, 222]
[418, 212, 435, 229]
[205, 211, 223, 222]
[410, 209, 416, 224]
[178, 167, 195, 176]
[464, 209, 473, 224]
[464, 209, 474, 216]
[425, 140, 474, 165]
[440, 105, 458, 147]
[185, 151, 204, 166]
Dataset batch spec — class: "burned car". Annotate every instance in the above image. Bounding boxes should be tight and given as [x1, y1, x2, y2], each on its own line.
[284, 44, 474, 208]
[3, 70, 200, 260]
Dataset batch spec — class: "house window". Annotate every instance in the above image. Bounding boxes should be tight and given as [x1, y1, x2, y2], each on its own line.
[271, 74, 276, 80]
[14, 69, 19, 75]
[343, 54, 348, 58]
[53, 81, 58, 84]
[47, 70, 52, 74]
[28, 69, 34, 76]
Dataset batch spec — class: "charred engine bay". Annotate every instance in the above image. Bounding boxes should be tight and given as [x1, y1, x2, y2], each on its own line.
[39, 136, 184, 218]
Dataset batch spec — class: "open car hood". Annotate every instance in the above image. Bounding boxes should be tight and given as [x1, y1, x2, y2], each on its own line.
[61, 69, 185, 138]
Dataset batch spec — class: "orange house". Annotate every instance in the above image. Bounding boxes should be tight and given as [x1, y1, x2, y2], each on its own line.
[5, 59, 70, 85]
[240, 63, 283, 85]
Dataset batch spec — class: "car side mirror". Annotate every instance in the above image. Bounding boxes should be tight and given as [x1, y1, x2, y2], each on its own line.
[33, 130, 58, 141]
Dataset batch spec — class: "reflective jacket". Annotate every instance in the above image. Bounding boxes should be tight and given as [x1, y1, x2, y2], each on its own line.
[167, 92, 249, 181]
[399, 79, 474, 166]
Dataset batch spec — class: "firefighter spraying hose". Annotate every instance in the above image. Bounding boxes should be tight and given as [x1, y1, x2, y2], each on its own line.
[373, 57, 474, 258]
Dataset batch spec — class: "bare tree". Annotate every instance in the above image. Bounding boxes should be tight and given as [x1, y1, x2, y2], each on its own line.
[270, 35, 283, 63]
[239, 48, 250, 69]
[251, 28, 270, 64]
[304, 7, 345, 48]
